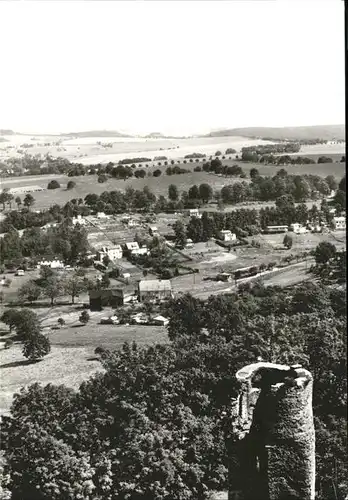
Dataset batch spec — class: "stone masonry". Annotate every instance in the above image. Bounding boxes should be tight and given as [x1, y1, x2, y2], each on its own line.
[228, 362, 315, 500]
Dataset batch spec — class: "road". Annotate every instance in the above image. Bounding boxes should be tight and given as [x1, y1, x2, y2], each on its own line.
[188, 259, 314, 299]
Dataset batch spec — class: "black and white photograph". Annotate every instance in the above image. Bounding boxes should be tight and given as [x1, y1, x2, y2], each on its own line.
[0, 1, 346, 499]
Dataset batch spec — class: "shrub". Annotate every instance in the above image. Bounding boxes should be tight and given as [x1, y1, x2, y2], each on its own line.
[283, 234, 293, 249]
[22, 334, 51, 362]
[67, 181, 76, 190]
[79, 311, 90, 325]
[47, 180, 60, 190]
[98, 174, 108, 183]
[4, 339, 13, 349]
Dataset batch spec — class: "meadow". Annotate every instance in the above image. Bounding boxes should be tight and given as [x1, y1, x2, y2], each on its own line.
[0, 304, 168, 415]
[0, 134, 275, 164]
[1, 157, 344, 211]
[1, 133, 344, 165]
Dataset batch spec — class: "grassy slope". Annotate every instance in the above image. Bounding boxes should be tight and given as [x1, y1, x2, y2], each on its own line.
[0, 308, 168, 414]
[206, 125, 345, 141]
[1, 159, 344, 210]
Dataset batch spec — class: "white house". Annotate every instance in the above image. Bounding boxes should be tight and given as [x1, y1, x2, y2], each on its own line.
[100, 315, 119, 325]
[217, 230, 237, 242]
[289, 223, 307, 234]
[42, 222, 58, 231]
[125, 242, 148, 256]
[96, 212, 107, 219]
[189, 208, 202, 219]
[97, 246, 123, 261]
[38, 259, 64, 269]
[152, 315, 169, 327]
[125, 241, 139, 252]
[333, 216, 346, 230]
[185, 238, 194, 248]
[149, 225, 159, 236]
[128, 219, 138, 227]
[264, 225, 288, 234]
[72, 215, 86, 226]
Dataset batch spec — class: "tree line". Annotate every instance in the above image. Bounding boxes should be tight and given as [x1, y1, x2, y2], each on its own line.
[0, 219, 89, 267]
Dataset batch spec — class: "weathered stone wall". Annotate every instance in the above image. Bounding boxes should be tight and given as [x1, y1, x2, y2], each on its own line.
[228, 363, 315, 500]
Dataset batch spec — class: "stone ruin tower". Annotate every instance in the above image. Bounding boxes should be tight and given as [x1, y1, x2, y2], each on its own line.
[228, 362, 315, 500]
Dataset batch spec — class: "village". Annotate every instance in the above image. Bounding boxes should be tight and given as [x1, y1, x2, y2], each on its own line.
[1, 203, 344, 334]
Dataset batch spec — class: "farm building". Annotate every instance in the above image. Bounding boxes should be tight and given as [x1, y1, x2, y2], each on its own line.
[131, 312, 149, 325]
[233, 266, 258, 280]
[264, 225, 288, 234]
[138, 279, 173, 302]
[8, 185, 44, 194]
[333, 216, 346, 230]
[72, 215, 86, 226]
[100, 315, 119, 325]
[289, 223, 307, 234]
[185, 238, 194, 248]
[96, 212, 107, 219]
[149, 225, 159, 236]
[42, 222, 58, 231]
[97, 246, 123, 261]
[89, 288, 135, 310]
[217, 230, 237, 242]
[124, 242, 149, 256]
[37, 259, 64, 269]
[152, 315, 169, 327]
[189, 208, 202, 219]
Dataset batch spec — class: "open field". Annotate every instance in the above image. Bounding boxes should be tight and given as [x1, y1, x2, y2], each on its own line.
[0, 134, 275, 164]
[0, 306, 168, 415]
[1, 132, 344, 166]
[0, 345, 103, 415]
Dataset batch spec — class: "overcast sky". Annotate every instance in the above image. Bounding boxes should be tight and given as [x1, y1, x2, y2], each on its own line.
[0, 1, 344, 136]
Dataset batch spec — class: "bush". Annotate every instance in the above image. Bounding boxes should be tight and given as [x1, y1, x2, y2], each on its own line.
[283, 234, 293, 249]
[4, 339, 13, 349]
[47, 180, 60, 190]
[161, 268, 174, 279]
[22, 334, 51, 362]
[194, 166, 202, 172]
[98, 174, 108, 183]
[153, 169, 162, 177]
[67, 181, 76, 190]
[79, 311, 90, 325]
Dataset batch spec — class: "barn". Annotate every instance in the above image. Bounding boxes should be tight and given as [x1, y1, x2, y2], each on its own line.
[137, 279, 173, 302]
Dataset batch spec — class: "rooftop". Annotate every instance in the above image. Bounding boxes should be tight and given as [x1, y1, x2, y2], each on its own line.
[138, 279, 172, 292]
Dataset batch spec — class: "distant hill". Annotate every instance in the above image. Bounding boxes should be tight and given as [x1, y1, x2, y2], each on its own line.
[144, 132, 165, 139]
[206, 125, 345, 141]
[60, 130, 133, 138]
[0, 129, 15, 136]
